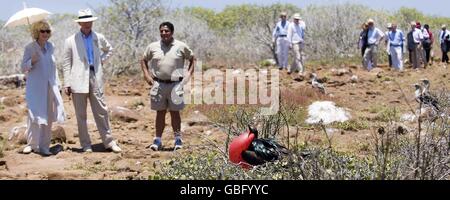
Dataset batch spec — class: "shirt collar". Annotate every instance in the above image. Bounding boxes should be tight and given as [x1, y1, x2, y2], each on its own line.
[81, 30, 92, 38]
[160, 39, 175, 47]
[35, 41, 49, 51]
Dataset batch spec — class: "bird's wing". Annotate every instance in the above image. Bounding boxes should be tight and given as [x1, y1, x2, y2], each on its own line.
[241, 150, 266, 166]
[253, 139, 289, 161]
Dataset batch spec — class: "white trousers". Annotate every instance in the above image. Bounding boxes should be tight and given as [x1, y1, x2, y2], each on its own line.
[26, 83, 55, 152]
[276, 37, 290, 69]
[389, 46, 403, 71]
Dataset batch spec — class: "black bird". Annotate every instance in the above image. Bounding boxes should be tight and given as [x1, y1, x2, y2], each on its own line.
[241, 126, 289, 166]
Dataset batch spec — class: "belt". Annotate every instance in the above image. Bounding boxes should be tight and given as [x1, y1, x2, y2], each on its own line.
[278, 35, 287, 37]
[154, 77, 183, 83]
[89, 65, 95, 71]
[390, 44, 402, 47]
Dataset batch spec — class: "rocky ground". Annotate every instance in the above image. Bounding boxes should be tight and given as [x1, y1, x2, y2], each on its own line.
[0, 61, 449, 179]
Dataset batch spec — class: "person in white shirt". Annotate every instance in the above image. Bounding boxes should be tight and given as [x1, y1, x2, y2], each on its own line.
[408, 21, 424, 69]
[417, 22, 431, 67]
[386, 23, 405, 71]
[363, 19, 385, 71]
[272, 12, 290, 70]
[287, 13, 306, 75]
[385, 23, 393, 67]
[439, 25, 450, 63]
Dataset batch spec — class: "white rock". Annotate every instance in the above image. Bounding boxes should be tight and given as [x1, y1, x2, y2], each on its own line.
[305, 101, 351, 125]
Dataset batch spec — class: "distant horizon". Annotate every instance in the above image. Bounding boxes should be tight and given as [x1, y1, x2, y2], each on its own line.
[1, 0, 450, 21]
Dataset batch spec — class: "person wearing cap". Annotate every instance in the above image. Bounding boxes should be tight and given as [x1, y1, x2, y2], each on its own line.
[385, 23, 393, 67]
[21, 21, 65, 156]
[386, 23, 405, 71]
[140, 22, 195, 151]
[439, 25, 450, 63]
[272, 12, 290, 71]
[287, 13, 306, 76]
[407, 21, 425, 69]
[62, 9, 122, 153]
[363, 19, 385, 71]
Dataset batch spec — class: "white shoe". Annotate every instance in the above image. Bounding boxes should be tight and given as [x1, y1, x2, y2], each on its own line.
[110, 144, 122, 153]
[23, 146, 32, 154]
[83, 146, 93, 153]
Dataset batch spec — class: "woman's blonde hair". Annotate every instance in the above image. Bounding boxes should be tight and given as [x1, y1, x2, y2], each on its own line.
[30, 20, 52, 40]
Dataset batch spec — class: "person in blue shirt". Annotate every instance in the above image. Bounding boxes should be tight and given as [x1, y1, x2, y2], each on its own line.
[387, 23, 405, 70]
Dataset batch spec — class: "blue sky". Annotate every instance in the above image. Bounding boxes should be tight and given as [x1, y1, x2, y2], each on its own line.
[1, 0, 450, 21]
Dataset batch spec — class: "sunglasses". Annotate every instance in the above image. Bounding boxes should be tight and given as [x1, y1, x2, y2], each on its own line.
[40, 30, 51, 34]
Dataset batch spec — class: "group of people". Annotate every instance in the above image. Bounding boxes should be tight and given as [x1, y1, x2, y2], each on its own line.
[272, 12, 307, 76]
[21, 9, 194, 156]
[358, 18, 450, 71]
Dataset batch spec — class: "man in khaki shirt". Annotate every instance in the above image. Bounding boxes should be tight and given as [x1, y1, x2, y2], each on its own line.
[140, 22, 195, 151]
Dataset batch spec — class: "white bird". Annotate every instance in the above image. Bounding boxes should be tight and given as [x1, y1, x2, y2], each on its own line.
[420, 79, 430, 94]
[413, 83, 440, 111]
[413, 83, 423, 104]
[310, 73, 326, 94]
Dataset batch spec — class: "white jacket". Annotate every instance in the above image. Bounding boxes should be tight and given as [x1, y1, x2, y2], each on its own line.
[63, 31, 113, 93]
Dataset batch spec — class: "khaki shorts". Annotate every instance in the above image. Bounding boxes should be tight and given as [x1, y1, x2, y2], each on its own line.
[150, 81, 185, 111]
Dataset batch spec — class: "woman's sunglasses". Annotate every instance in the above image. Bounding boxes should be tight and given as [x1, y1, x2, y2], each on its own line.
[40, 30, 51, 34]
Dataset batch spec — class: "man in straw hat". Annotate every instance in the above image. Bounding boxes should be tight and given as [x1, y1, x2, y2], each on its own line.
[62, 8, 122, 153]
[386, 23, 405, 71]
[287, 13, 307, 76]
[272, 11, 290, 71]
[363, 18, 385, 71]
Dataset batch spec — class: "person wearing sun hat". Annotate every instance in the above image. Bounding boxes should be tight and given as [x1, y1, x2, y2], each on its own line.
[362, 18, 385, 71]
[62, 8, 121, 153]
[287, 13, 307, 76]
[272, 11, 290, 71]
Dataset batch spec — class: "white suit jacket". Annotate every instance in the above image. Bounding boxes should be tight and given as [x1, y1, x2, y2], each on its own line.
[62, 31, 113, 93]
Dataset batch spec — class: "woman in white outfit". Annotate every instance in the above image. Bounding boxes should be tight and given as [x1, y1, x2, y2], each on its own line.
[21, 21, 65, 156]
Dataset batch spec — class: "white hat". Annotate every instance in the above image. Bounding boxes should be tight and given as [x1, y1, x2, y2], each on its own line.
[280, 12, 287, 17]
[293, 13, 301, 20]
[367, 19, 374, 24]
[74, 9, 98, 23]
[387, 23, 392, 28]
[442, 24, 447, 29]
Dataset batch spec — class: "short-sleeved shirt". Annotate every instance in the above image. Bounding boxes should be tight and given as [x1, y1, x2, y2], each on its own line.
[367, 27, 385, 45]
[143, 39, 194, 81]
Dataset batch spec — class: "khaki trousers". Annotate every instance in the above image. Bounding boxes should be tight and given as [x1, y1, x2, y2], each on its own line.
[411, 44, 424, 69]
[72, 70, 114, 149]
[363, 44, 378, 70]
[290, 42, 305, 73]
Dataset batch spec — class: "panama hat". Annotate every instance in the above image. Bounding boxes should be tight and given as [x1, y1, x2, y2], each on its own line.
[293, 13, 301, 20]
[74, 9, 98, 23]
